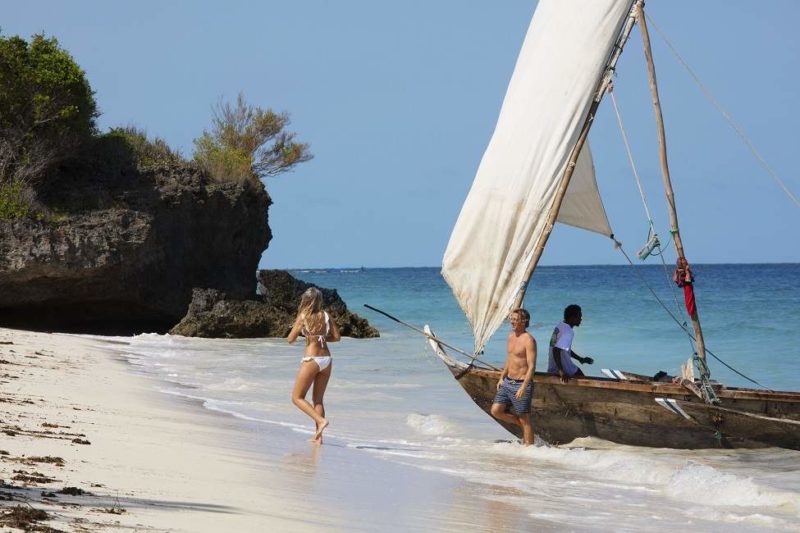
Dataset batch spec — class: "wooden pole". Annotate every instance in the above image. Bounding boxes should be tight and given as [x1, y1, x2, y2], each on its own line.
[512, 110, 595, 310]
[513, 2, 640, 309]
[636, 3, 708, 370]
[363, 304, 502, 371]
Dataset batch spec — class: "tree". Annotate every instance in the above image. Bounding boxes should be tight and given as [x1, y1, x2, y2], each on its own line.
[193, 93, 312, 182]
[0, 33, 98, 185]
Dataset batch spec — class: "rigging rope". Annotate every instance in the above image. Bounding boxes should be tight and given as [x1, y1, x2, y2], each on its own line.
[611, 236, 773, 391]
[610, 92, 655, 226]
[652, 237, 697, 356]
[610, 91, 692, 350]
[645, 11, 800, 209]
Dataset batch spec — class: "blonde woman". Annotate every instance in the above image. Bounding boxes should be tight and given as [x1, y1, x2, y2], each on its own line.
[287, 287, 341, 443]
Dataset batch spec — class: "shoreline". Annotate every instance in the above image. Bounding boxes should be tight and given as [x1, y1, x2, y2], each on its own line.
[2, 326, 796, 532]
[0, 327, 540, 532]
[0, 327, 318, 531]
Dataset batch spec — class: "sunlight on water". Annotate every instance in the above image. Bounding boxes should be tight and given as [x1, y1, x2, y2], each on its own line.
[88, 265, 800, 531]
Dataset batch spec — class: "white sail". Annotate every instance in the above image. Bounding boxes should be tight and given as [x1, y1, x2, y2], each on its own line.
[442, 0, 632, 352]
[560, 143, 613, 237]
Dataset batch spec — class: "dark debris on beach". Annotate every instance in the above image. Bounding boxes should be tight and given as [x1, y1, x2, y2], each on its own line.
[0, 504, 61, 532]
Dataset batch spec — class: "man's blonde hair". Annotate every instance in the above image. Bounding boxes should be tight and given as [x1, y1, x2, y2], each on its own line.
[511, 308, 530, 328]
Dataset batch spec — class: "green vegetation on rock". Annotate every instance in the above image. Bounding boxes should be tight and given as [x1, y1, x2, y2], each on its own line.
[107, 126, 186, 170]
[193, 93, 312, 183]
[0, 179, 32, 220]
[0, 34, 312, 221]
[0, 33, 97, 186]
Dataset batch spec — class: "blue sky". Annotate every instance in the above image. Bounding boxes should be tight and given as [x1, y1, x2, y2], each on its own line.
[5, 1, 799, 268]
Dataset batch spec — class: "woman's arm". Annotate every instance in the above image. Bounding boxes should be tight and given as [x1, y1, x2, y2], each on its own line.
[287, 315, 304, 344]
[327, 315, 342, 342]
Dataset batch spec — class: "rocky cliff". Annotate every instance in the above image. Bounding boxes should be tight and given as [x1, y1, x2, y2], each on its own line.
[0, 163, 271, 334]
[256, 269, 378, 338]
[169, 271, 379, 339]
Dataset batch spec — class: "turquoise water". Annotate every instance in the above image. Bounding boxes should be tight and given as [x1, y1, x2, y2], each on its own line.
[295, 264, 800, 391]
[98, 264, 800, 531]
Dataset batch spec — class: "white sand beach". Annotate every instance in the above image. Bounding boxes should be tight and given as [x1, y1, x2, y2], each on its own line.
[0, 327, 318, 531]
[0, 327, 537, 532]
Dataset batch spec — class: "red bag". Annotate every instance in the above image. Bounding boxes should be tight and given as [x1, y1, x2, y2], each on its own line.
[673, 258, 696, 317]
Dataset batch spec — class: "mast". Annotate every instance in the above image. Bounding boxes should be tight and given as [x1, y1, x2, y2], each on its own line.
[636, 3, 709, 375]
[513, 2, 639, 309]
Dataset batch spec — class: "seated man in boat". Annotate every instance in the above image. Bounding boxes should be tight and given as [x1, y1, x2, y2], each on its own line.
[548, 304, 594, 383]
[490, 308, 537, 446]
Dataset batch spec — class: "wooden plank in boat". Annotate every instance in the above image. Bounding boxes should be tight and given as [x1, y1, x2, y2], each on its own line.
[673, 400, 800, 449]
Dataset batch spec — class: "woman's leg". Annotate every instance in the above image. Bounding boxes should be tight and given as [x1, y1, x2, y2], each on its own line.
[311, 363, 332, 441]
[292, 361, 325, 427]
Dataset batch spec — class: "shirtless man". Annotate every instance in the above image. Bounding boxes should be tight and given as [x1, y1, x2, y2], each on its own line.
[490, 308, 537, 446]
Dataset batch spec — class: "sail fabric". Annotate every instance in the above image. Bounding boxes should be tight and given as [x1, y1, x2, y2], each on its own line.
[442, 0, 632, 353]
[560, 143, 613, 237]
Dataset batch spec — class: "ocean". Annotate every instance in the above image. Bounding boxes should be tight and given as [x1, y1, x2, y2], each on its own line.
[96, 264, 799, 531]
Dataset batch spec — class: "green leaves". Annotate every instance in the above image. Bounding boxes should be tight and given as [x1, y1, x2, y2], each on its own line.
[193, 93, 312, 183]
[0, 33, 97, 186]
[0, 179, 31, 220]
[194, 131, 253, 182]
[107, 126, 185, 170]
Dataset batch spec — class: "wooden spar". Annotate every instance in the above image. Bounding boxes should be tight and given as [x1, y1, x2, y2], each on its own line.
[512, 2, 640, 310]
[635, 3, 708, 370]
[363, 304, 502, 371]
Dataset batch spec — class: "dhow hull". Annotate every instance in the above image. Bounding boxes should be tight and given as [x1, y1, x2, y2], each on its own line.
[425, 326, 800, 450]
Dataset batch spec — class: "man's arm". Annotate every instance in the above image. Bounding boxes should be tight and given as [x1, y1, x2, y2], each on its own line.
[516, 335, 537, 399]
[549, 326, 568, 381]
[497, 351, 510, 390]
[553, 347, 569, 382]
[569, 350, 594, 365]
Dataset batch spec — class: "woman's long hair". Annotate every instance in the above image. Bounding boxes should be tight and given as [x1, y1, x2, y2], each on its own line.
[297, 287, 325, 335]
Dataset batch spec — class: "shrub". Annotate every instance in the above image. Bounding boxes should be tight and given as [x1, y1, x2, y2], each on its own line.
[0, 33, 98, 186]
[0, 179, 33, 220]
[108, 126, 185, 170]
[36, 126, 187, 213]
[193, 135, 252, 182]
[193, 93, 312, 183]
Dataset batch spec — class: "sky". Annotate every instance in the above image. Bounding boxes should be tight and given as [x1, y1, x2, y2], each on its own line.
[4, 1, 799, 268]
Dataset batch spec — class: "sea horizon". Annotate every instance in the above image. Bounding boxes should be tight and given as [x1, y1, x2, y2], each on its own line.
[280, 261, 800, 271]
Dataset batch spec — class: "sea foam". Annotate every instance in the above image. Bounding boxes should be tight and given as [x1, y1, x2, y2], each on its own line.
[665, 463, 800, 511]
[406, 413, 461, 436]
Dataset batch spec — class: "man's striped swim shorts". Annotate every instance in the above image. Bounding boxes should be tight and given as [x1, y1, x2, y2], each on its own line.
[492, 377, 533, 414]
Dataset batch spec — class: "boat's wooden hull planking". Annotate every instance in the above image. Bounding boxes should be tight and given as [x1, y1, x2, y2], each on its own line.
[426, 327, 800, 450]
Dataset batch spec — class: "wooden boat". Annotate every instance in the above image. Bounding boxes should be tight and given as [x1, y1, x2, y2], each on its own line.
[426, 0, 800, 450]
[426, 326, 800, 449]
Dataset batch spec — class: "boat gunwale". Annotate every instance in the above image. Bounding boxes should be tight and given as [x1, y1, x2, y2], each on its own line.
[469, 367, 800, 401]
[429, 341, 800, 404]
[425, 325, 800, 403]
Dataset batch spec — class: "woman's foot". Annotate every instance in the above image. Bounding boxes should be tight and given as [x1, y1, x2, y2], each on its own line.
[313, 419, 329, 442]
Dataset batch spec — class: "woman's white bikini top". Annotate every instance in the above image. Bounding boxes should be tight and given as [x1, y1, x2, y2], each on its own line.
[302, 311, 330, 347]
